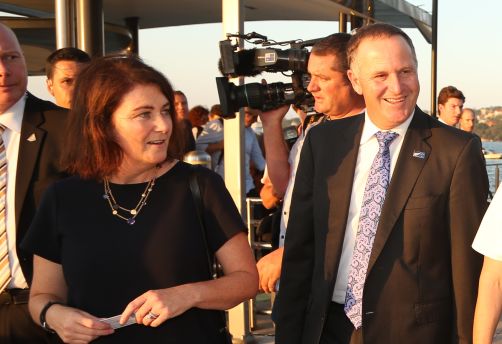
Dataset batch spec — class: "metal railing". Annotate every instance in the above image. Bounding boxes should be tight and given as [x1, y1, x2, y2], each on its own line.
[245, 197, 274, 338]
[486, 162, 502, 194]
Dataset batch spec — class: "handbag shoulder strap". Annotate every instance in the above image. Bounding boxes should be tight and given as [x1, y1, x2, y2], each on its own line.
[188, 165, 215, 279]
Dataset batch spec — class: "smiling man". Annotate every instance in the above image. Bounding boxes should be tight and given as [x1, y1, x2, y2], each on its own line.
[45, 47, 90, 109]
[274, 23, 488, 344]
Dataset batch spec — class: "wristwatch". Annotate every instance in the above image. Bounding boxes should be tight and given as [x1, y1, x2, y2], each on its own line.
[39, 301, 64, 333]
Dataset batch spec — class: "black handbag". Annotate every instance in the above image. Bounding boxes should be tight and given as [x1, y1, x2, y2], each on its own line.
[188, 165, 233, 344]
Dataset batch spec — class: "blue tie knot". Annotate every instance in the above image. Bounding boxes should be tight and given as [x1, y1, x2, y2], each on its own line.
[375, 131, 398, 152]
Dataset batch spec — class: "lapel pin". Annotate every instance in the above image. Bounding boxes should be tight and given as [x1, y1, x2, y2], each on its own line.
[412, 150, 426, 159]
[27, 133, 36, 142]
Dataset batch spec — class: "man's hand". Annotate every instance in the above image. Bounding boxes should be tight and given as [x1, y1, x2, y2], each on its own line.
[259, 105, 290, 128]
[257, 247, 284, 293]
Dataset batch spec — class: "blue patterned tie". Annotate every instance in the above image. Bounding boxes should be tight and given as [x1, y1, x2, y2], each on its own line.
[344, 131, 398, 329]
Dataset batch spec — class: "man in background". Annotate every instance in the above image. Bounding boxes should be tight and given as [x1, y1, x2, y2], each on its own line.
[174, 90, 195, 154]
[437, 85, 465, 126]
[0, 22, 67, 343]
[244, 108, 265, 197]
[459, 108, 476, 133]
[256, 33, 365, 293]
[45, 47, 90, 109]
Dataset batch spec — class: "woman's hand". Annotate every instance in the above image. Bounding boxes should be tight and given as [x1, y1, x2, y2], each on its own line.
[120, 285, 195, 327]
[46, 304, 114, 344]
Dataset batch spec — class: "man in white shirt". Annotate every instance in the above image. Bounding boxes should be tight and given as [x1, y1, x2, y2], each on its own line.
[256, 33, 365, 293]
[274, 23, 488, 344]
[472, 187, 502, 343]
[0, 23, 67, 343]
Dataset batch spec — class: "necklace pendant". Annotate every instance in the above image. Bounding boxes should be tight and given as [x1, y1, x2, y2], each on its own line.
[112, 210, 118, 215]
[127, 218, 136, 225]
[130, 209, 137, 215]
[102, 194, 109, 199]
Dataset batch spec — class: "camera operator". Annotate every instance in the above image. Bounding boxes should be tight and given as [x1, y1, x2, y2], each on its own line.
[257, 33, 365, 293]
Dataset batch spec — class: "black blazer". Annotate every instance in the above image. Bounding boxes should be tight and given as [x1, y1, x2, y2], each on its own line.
[274, 108, 488, 344]
[15, 93, 67, 283]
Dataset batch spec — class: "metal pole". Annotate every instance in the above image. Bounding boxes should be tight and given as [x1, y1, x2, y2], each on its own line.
[75, 0, 104, 56]
[222, 2, 249, 341]
[366, 0, 375, 25]
[350, 0, 364, 30]
[430, 0, 438, 117]
[496, 166, 500, 191]
[339, 12, 347, 33]
[55, 0, 74, 48]
[125, 17, 139, 55]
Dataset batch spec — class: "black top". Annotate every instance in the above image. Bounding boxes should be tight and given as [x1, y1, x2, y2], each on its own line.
[22, 162, 245, 343]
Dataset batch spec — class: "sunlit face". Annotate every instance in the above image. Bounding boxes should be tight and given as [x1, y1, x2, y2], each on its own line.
[459, 109, 475, 132]
[46, 60, 87, 108]
[112, 84, 172, 171]
[0, 25, 28, 114]
[438, 97, 464, 126]
[244, 109, 258, 128]
[348, 35, 419, 130]
[307, 53, 355, 118]
[174, 93, 188, 121]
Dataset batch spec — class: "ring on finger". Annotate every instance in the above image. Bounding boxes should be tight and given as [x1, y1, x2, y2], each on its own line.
[146, 311, 159, 320]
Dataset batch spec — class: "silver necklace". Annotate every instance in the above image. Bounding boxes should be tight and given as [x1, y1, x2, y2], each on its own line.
[102, 173, 157, 225]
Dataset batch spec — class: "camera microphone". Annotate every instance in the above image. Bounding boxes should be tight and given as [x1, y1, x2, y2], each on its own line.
[244, 32, 268, 41]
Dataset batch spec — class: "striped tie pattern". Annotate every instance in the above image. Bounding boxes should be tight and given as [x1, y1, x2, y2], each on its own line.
[0, 125, 10, 292]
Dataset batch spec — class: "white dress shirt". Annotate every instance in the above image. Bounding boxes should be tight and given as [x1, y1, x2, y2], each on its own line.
[0, 95, 27, 289]
[332, 110, 414, 303]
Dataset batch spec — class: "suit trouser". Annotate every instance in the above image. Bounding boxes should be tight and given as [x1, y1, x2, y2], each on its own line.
[0, 289, 49, 344]
[320, 302, 362, 344]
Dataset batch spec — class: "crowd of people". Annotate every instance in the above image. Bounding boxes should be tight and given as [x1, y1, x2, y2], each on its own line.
[0, 19, 501, 344]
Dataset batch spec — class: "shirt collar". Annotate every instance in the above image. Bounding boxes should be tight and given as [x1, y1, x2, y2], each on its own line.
[360, 108, 415, 146]
[0, 93, 26, 133]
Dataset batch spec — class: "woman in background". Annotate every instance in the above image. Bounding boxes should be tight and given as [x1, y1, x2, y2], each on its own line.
[22, 55, 257, 344]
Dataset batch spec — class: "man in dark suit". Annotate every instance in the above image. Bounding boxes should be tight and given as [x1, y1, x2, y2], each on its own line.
[274, 23, 488, 344]
[0, 23, 67, 343]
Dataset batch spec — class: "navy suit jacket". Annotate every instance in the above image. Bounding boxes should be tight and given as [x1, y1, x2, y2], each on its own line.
[274, 108, 488, 344]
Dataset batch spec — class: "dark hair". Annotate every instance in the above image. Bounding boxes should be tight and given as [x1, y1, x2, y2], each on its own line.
[174, 90, 186, 98]
[438, 86, 465, 106]
[61, 55, 182, 180]
[311, 33, 352, 73]
[347, 23, 417, 67]
[45, 47, 91, 79]
[188, 105, 209, 127]
[210, 104, 222, 116]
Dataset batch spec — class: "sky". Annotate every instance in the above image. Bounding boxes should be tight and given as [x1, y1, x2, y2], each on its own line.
[26, 0, 502, 114]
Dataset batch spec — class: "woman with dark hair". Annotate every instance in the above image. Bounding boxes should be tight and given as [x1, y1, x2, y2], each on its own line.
[21, 56, 258, 344]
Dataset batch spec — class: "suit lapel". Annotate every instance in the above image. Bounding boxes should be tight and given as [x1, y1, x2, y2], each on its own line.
[325, 116, 364, 284]
[15, 94, 46, 228]
[367, 109, 432, 274]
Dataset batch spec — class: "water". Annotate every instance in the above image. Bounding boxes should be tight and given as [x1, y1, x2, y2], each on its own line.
[483, 142, 502, 194]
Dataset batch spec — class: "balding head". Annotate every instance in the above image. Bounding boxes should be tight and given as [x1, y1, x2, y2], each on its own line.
[459, 108, 476, 133]
[0, 23, 28, 114]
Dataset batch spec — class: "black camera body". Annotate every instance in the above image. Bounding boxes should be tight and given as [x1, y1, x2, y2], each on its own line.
[216, 33, 321, 118]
